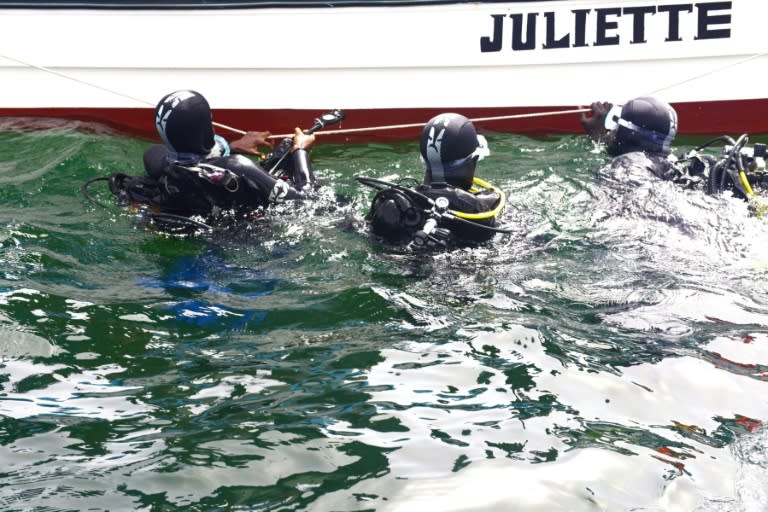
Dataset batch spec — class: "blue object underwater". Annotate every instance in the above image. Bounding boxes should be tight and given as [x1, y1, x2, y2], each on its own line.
[138, 251, 275, 327]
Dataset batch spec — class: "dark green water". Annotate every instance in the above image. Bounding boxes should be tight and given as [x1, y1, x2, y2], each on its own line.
[3, 120, 768, 511]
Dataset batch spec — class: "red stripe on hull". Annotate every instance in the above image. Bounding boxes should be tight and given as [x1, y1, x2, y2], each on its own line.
[1, 98, 767, 142]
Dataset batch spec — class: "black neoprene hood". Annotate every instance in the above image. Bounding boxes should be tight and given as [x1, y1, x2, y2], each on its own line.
[154, 90, 216, 156]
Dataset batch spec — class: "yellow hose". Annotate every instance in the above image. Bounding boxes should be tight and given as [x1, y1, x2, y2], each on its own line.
[739, 170, 755, 196]
[450, 177, 506, 221]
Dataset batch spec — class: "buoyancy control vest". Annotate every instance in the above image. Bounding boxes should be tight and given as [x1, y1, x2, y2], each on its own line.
[417, 182, 502, 243]
[103, 144, 311, 223]
[360, 176, 509, 247]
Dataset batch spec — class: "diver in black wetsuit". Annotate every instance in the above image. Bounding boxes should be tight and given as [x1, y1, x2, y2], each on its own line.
[107, 90, 316, 226]
[578, 96, 707, 188]
[358, 113, 509, 247]
[580, 96, 768, 201]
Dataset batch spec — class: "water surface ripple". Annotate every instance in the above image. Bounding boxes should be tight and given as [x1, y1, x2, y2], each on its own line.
[2, 124, 768, 511]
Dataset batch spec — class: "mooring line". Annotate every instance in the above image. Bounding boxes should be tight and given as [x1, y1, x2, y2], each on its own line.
[3, 50, 765, 138]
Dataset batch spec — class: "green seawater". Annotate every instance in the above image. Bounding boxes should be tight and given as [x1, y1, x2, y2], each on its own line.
[2, 121, 768, 511]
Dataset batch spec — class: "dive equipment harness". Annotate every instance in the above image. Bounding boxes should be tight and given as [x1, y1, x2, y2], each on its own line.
[356, 175, 512, 247]
[678, 133, 768, 200]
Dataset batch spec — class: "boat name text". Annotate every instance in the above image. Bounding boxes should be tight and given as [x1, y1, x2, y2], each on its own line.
[480, 2, 731, 52]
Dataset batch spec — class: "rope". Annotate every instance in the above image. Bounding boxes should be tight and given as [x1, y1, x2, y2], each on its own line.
[4, 50, 766, 138]
[267, 108, 592, 139]
[1, 53, 153, 107]
[644, 52, 768, 97]
[0, 52, 245, 135]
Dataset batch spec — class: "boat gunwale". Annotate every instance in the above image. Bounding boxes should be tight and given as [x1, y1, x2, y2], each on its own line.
[0, 0, 559, 9]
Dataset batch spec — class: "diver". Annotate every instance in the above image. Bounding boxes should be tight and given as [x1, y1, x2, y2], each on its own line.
[357, 112, 510, 248]
[580, 96, 768, 202]
[578, 96, 711, 189]
[91, 90, 317, 230]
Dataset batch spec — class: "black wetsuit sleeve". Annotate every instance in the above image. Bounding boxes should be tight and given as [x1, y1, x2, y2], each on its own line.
[290, 149, 316, 191]
[216, 155, 305, 204]
[142, 149, 307, 217]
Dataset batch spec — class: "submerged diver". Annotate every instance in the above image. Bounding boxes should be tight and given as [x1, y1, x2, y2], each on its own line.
[357, 112, 510, 247]
[92, 90, 318, 229]
[580, 96, 768, 201]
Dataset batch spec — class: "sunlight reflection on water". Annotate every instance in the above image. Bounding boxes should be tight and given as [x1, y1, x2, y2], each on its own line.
[3, 129, 768, 510]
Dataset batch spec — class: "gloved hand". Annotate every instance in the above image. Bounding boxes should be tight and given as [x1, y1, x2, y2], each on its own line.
[580, 101, 613, 142]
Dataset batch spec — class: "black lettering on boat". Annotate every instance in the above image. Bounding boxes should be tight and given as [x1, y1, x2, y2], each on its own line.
[594, 8, 622, 46]
[480, 12, 537, 52]
[479, 1, 732, 53]
[480, 14, 505, 52]
[572, 9, 590, 47]
[696, 1, 732, 40]
[543, 11, 569, 49]
[623, 6, 656, 44]
[510, 13, 538, 51]
[658, 4, 693, 42]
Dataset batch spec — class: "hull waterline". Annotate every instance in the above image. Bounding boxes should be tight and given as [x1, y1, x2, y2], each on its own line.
[2, 100, 767, 143]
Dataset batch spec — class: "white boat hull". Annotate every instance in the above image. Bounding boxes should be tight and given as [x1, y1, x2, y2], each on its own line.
[1, 0, 766, 140]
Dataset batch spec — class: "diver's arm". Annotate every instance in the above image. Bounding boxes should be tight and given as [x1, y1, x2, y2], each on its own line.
[228, 131, 274, 159]
[223, 154, 306, 203]
[290, 149, 315, 191]
[244, 167, 306, 203]
[289, 128, 316, 191]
